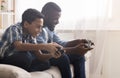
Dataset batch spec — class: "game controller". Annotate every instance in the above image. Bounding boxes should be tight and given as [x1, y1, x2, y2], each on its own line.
[56, 47, 64, 54]
[84, 40, 94, 48]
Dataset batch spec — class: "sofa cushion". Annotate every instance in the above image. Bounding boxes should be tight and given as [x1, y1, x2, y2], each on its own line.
[0, 64, 31, 78]
[30, 71, 52, 78]
[44, 66, 61, 78]
[44, 65, 74, 78]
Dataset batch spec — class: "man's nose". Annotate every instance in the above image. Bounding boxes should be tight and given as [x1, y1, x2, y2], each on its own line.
[55, 20, 59, 25]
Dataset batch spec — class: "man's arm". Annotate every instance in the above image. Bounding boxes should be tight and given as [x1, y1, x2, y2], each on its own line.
[65, 39, 90, 47]
[65, 39, 94, 55]
[64, 43, 93, 56]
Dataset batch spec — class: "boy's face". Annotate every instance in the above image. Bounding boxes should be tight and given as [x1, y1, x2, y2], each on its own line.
[24, 18, 43, 37]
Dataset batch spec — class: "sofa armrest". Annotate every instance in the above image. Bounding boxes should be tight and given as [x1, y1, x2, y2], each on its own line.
[0, 64, 31, 78]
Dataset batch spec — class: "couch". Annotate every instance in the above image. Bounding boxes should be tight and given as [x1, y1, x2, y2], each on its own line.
[0, 55, 92, 78]
[0, 64, 74, 78]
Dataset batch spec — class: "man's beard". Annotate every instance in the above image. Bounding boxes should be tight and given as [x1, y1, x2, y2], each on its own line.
[48, 25, 55, 31]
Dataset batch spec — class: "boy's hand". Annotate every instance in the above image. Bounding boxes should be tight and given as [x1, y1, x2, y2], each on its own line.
[50, 42, 63, 49]
[43, 43, 57, 53]
[43, 42, 63, 58]
[50, 50, 61, 58]
[50, 42, 63, 58]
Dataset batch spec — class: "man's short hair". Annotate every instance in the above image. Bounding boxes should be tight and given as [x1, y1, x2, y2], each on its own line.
[21, 8, 44, 25]
[41, 2, 61, 15]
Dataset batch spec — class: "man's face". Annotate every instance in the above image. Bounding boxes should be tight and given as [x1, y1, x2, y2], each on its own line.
[24, 18, 43, 38]
[45, 11, 61, 31]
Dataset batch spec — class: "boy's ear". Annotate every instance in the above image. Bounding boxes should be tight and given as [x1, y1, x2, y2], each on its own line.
[23, 21, 29, 28]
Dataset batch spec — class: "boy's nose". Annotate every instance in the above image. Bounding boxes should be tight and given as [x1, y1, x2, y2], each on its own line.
[39, 28, 42, 33]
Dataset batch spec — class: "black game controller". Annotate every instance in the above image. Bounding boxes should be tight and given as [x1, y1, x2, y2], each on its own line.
[56, 47, 64, 54]
[84, 40, 94, 48]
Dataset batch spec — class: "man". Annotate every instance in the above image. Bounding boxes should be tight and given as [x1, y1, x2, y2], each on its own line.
[0, 8, 62, 71]
[37, 2, 94, 78]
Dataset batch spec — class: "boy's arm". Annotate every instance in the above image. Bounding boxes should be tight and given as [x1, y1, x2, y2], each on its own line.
[13, 41, 59, 53]
[34, 50, 52, 61]
[14, 41, 62, 61]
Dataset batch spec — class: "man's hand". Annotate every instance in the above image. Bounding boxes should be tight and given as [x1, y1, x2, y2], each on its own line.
[65, 39, 94, 47]
[63, 43, 94, 56]
[73, 43, 93, 55]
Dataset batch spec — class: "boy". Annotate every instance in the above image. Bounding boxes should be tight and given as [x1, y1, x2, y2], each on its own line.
[0, 8, 62, 71]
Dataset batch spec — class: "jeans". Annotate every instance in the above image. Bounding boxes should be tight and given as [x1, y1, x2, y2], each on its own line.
[2, 51, 50, 72]
[50, 53, 72, 78]
[68, 54, 86, 78]
[50, 53, 86, 78]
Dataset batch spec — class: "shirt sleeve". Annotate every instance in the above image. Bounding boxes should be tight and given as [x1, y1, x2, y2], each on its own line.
[3, 26, 22, 44]
[0, 25, 23, 58]
[53, 32, 68, 47]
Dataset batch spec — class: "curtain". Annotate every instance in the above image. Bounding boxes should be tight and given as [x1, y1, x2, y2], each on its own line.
[67, 0, 111, 78]
[56, 0, 112, 78]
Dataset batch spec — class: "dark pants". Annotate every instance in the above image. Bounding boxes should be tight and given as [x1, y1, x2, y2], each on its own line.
[50, 53, 86, 78]
[50, 53, 72, 78]
[68, 54, 86, 78]
[2, 52, 50, 72]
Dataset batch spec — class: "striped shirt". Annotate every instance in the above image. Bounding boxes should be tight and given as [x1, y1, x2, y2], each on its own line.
[0, 22, 36, 58]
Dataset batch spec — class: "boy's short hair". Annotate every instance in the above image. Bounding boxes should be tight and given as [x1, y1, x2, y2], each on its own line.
[41, 2, 61, 15]
[21, 8, 44, 25]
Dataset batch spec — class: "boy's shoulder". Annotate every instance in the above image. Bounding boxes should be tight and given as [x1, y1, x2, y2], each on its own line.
[9, 22, 22, 29]
[5, 22, 22, 32]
